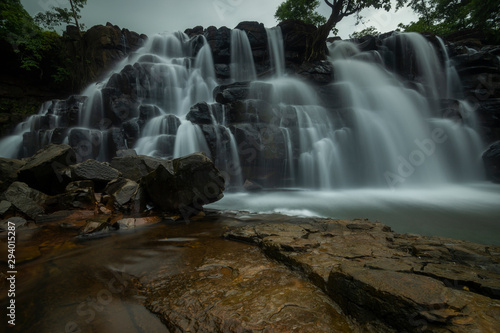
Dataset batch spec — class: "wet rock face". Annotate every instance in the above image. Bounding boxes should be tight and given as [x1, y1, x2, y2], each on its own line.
[225, 219, 500, 332]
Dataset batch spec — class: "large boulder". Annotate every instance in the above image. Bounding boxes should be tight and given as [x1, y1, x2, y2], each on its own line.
[64, 159, 121, 191]
[143, 153, 224, 216]
[0, 157, 25, 193]
[18, 144, 77, 194]
[4, 182, 49, 219]
[110, 155, 172, 182]
[483, 141, 500, 182]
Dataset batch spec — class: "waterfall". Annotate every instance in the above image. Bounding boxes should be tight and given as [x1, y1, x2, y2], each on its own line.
[0, 26, 487, 191]
[230, 29, 257, 82]
[266, 27, 285, 77]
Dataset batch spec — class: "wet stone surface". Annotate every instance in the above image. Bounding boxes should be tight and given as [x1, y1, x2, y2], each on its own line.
[1, 211, 499, 332]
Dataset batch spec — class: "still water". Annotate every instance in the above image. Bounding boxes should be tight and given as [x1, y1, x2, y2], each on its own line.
[208, 182, 500, 246]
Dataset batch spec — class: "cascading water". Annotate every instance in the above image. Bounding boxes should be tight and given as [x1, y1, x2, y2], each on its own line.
[0, 28, 487, 190]
[266, 27, 285, 77]
[230, 29, 257, 82]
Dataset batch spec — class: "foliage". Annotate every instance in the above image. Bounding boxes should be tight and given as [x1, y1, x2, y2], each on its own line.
[349, 26, 380, 39]
[399, 0, 500, 43]
[0, 0, 39, 43]
[275, 0, 327, 26]
[0, 0, 71, 87]
[275, 0, 407, 61]
[35, 0, 87, 33]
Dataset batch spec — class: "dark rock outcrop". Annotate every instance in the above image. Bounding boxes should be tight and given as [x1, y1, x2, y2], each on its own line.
[144, 153, 224, 216]
[63, 23, 147, 90]
[18, 144, 77, 195]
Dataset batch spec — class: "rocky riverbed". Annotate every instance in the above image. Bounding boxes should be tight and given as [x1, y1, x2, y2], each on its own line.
[1, 209, 499, 332]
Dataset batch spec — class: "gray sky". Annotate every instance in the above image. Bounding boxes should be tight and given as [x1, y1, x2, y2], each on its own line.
[21, 0, 417, 39]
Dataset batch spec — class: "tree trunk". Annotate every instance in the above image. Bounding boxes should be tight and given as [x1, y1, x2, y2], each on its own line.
[306, 14, 337, 62]
[69, 0, 81, 35]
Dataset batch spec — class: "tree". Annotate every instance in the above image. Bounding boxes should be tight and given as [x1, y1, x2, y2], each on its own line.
[275, 0, 327, 26]
[349, 26, 380, 39]
[275, 0, 407, 61]
[35, 0, 87, 35]
[400, 0, 500, 43]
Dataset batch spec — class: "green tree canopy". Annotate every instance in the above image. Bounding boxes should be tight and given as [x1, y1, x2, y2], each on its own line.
[35, 0, 87, 34]
[274, 0, 407, 61]
[400, 0, 500, 43]
[0, 0, 39, 42]
[275, 0, 327, 26]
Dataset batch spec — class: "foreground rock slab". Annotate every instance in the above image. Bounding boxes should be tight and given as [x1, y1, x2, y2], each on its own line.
[225, 218, 500, 332]
[144, 230, 355, 332]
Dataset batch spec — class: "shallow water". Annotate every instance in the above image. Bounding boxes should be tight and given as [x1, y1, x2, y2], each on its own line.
[1, 215, 250, 333]
[207, 182, 500, 246]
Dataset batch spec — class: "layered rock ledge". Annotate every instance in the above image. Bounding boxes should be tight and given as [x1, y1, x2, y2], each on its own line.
[141, 214, 500, 332]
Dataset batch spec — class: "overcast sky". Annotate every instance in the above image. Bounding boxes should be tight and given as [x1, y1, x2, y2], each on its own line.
[21, 0, 418, 39]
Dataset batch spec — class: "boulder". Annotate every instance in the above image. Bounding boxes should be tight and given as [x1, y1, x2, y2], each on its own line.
[110, 155, 172, 182]
[18, 144, 77, 194]
[66, 159, 121, 191]
[104, 177, 145, 212]
[186, 102, 214, 125]
[4, 182, 49, 219]
[483, 141, 500, 182]
[0, 157, 25, 193]
[143, 153, 224, 216]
